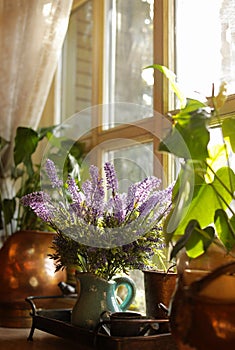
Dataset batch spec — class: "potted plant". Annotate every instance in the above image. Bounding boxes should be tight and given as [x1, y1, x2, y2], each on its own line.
[0, 125, 85, 327]
[0, 126, 85, 238]
[21, 159, 173, 329]
[150, 64, 235, 349]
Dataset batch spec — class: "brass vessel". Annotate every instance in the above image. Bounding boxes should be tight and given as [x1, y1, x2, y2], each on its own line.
[0, 230, 66, 327]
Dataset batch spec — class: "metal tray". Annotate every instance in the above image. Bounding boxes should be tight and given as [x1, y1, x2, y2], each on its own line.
[25, 295, 177, 350]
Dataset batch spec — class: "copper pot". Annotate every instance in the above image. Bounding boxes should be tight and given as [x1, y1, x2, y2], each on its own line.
[143, 270, 177, 319]
[0, 230, 66, 327]
[169, 262, 235, 350]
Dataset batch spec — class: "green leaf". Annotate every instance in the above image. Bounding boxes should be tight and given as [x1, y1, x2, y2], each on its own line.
[46, 131, 73, 150]
[2, 198, 16, 225]
[170, 220, 215, 259]
[159, 103, 210, 160]
[212, 166, 235, 207]
[69, 142, 85, 163]
[165, 166, 235, 241]
[164, 161, 198, 239]
[215, 209, 235, 251]
[175, 99, 207, 122]
[185, 224, 215, 258]
[14, 127, 39, 176]
[170, 219, 199, 259]
[37, 125, 58, 141]
[222, 117, 235, 153]
[159, 124, 192, 158]
[145, 64, 186, 108]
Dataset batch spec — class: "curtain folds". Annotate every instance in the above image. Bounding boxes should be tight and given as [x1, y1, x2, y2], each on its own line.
[0, 0, 73, 146]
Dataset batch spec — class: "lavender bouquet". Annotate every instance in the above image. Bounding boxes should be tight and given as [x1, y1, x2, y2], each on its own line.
[21, 159, 172, 280]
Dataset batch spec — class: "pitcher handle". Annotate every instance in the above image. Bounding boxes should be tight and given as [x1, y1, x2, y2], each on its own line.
[113, 276, 136, 311]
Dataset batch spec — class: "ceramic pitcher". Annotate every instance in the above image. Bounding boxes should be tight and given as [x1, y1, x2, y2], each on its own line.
[71, 272, 136, 330]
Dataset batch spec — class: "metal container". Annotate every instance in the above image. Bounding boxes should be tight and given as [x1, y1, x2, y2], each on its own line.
[143, 270, 177, 319]
[0, 230, 66, 327]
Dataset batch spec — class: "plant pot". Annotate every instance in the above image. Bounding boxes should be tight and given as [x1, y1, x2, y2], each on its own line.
[0, 230, 66, 327]
[143, 270, 177, 319]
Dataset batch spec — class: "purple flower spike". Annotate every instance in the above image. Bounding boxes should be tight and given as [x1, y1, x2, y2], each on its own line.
[135, 176, 161, 205]
[67, 176, 84, 203]
[139, 193, 160, 216]
[82, 180, 93, 206]
[126, 184, 137, 212]
[89, 165, 100, 185]
[21, 191, 53, 222]
[89, 165, 105, 217]
[81, 165, 105, 220]
[113, 193, 125, 223]
[45, 159, 63, 188]
[20, 159, 173, 279]
[104, 162, 118, 195]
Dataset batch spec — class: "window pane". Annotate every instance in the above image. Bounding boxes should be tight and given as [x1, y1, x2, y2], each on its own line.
[175, 0, 235, 97]
[104, 143, 153, 193]
[61, 0, 93, 128]
[104, 0, 154, 127]
[104, 142, 155, 314]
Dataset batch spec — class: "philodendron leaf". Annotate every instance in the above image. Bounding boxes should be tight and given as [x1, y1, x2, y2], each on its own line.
[14, 127, 39, 164]
[164, 161, 198, 242]
[159, 101, 209, 160]
[185, 224, 215, 258]
[175, 99, 207, 124]
[215, 209, 235, 251]
[37, 125, 58, 141]
[145, 64, 186, 108]
[159, 123, 192, 158]
[222, 117, 235, 153]
[14, 127, 39, 177]
[2, 198, 16, 225]
[170, 220, 215, 259]
[170, 219, 199, 259]
[166, 166, 235, 242]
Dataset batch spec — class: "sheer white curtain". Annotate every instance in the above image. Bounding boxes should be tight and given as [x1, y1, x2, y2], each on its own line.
[0, 0, 73, 164]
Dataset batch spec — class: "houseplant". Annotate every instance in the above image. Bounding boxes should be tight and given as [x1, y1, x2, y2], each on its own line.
[21, 159, 173, 329]
[150, 64, 235, 349]
[0, 125, 85, 327]
[0, 125, 84, 239]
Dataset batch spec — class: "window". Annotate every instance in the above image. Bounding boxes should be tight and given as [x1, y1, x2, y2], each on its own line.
[175, 0, 235, 186]
[61, 0, 93, 130]
[60, 0, 166, 188]
[59, 2, 165, 313]
[103, 0, 154, 122]
[175, 0, 235, 97]
[54, 0, 235, 314]
[59, 0, 235, 179]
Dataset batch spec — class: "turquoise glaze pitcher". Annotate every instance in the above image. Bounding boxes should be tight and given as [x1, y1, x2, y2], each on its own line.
[71, 272, 136, 330]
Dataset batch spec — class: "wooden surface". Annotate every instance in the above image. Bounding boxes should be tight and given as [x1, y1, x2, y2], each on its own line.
[0, 327, 89, 350]
[0, 326, 178, 350]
